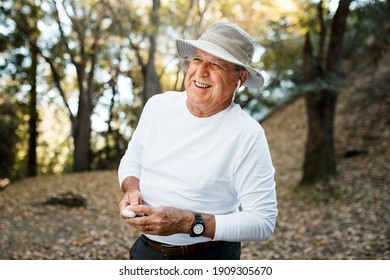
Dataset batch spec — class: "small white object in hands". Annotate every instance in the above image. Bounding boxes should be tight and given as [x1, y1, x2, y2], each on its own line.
[121, 209, 136, 218]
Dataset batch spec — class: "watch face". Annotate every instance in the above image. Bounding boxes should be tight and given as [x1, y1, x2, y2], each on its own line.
[193, 223, 204, 234]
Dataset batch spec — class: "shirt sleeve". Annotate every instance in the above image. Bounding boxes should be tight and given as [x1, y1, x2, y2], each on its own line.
[213, 129, 278, 241]
[117, 99, 152, 187]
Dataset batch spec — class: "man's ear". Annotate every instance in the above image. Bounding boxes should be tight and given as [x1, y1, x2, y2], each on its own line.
[240, 70, 249, 86]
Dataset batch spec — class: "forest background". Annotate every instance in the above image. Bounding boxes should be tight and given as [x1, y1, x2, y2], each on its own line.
[0, 0, 389, 260]
[1, 0, 388, 180]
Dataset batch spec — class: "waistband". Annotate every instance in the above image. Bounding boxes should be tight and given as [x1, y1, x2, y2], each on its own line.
[141, 235, 225, 257]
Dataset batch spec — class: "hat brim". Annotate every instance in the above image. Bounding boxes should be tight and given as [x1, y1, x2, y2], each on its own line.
[176, 38, 264, 88]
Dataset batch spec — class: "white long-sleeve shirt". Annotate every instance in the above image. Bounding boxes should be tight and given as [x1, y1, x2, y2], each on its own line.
[118, 91, 277, 245]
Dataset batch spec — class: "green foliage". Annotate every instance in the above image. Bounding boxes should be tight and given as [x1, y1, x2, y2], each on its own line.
[0, 0, 43, 178]
[260, 0, 390, 110]
[344, 0, 390, 66]
[1, 0, 388, 178]
[260, 4, 309, 106]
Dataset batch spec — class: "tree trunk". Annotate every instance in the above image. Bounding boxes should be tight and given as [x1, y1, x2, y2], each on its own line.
[303, 89, 338, 182]
[301, 0, 352, 183]
[142, 0, 162, 104]
[72, 54, 92, 172]
[73, 90, 92, 172]
[27, 43, 38, 177]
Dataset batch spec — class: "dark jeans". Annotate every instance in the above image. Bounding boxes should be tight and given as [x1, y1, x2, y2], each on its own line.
[130, 235, 241, 260]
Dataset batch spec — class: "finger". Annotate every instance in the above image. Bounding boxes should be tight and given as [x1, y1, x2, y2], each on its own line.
[124, 215, 151, 232]
[129, 190, 141, 205]
[126, 204, 153, 216]
[118, 195, 130, 211]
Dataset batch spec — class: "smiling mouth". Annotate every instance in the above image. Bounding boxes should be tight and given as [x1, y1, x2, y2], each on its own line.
[194, 81, 212, 89]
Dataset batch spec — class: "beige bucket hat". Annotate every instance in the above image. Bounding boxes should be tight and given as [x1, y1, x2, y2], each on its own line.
[176, 21, 264, 88]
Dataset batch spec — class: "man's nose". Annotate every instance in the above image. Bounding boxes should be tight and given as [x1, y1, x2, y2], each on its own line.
[196, 62, 209, 76]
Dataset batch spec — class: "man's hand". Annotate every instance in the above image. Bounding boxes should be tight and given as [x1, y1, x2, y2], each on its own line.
[122, 205, 216, 238]
[122, 205, 193, 236]
[118, 176, 216, 238]
[118, 189, 142, 212]
[118, 176, 142, 211]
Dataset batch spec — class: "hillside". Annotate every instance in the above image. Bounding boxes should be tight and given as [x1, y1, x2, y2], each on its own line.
[251, 51, 390, 259]
[0, 53, 389, 260]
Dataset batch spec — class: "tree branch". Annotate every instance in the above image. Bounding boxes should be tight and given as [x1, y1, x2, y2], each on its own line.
[317, 0, 326, 68]
[326, 0, 353, 72]
[53, 0, 78, 66]
[37, 46, 74, 119]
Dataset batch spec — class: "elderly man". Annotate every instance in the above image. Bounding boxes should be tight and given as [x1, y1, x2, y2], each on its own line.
[118, 21, 277, 260]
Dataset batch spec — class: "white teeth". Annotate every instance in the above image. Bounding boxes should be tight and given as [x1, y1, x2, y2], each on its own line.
[194, 81, 210, 88]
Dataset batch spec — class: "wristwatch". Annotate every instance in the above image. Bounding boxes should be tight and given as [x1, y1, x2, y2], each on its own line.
[190, 213, 205, 237]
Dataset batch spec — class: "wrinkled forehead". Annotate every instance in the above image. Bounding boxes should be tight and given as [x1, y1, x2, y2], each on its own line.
[193, 48, 237, 68]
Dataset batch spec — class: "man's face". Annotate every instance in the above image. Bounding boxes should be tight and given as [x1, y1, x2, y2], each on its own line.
[184, 49, 244, 117]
